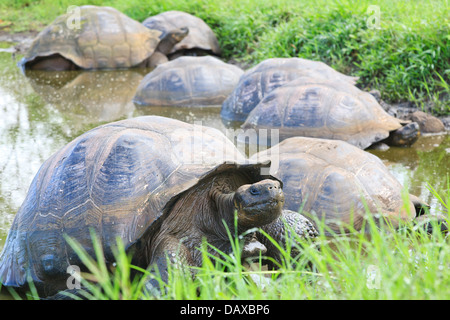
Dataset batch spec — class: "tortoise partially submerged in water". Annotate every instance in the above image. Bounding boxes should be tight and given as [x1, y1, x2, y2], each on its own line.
[0, 116, 317, 298]
[242, 77, 419, 149]
[252, 137, 431, 235]
[221, 58, 359, 122]
[133, 56, 243, 106]
[19, 6, 188, 71]
[142, 11, 221, 59]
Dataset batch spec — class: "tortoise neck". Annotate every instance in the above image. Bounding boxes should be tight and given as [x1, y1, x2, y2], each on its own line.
[210, 190, 236, 224]
[211, 192, 235, 211]
[157, 35, 177, 55]
[210, 188, 250, 236]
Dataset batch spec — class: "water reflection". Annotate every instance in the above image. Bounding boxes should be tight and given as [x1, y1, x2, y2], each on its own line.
[134, 104, 229, 132]
[25, 68, 145, 127]
[0, 50, 449, 251]
[0, 53, 69, 246]
[0, 52, 143, 248]
[369, 134, 449, 214]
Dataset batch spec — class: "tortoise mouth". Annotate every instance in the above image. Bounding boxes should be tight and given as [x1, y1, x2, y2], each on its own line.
[236, 198, 284, 215]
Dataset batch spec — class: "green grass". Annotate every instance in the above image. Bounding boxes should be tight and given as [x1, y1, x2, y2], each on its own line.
[10, 187, 445, 301]
[65, 217, 450, 300]
[0, 0, 449, 301]
[4, 183, 449, 300]
[0, 0, 449, 114]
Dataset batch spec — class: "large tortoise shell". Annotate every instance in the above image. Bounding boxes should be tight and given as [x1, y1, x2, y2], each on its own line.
[20, 6, 162, 70]
[253, 137, 417, 234]
[242, 77, 402, 149]
[221, 58, 359, 122]
[0, 116, 268, 295]
[133, 56, 243, 106]
[142, 10, 221, 56]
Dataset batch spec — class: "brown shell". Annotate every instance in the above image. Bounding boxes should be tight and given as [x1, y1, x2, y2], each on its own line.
[0, 116, 268, 294]
[133, 56, 243, 106]
[21, 6, 162, 70]
[142, 10, 221, 55]
[252, 137, 417, 234]
[242, 77, 402, 149]
[221, 58, 359, 122]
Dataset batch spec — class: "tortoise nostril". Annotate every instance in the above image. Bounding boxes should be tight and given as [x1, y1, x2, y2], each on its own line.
[250, 186, 260, 195]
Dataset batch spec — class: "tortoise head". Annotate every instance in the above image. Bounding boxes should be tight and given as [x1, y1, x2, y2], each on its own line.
[171, 27, 189, 43]
[234, 179, 284, 229]
[388, 122, 420, 147]
[157, 27, 189, 55]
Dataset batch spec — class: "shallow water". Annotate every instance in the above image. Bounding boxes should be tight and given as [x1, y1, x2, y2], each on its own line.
[0, 50, 449, 252]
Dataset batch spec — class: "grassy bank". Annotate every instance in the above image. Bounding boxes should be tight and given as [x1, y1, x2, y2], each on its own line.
[1, 0, 449, 114]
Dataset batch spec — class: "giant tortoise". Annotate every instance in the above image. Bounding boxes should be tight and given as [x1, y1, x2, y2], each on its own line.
[221, 58, 359, 122]
[252, 137, 437, 235]
[142, 10, 221, 59]
[242, 77, 419, 149]
[0, 116, 316, 298]
[19, 6, 188, 71]
[133, 56, 243, 106]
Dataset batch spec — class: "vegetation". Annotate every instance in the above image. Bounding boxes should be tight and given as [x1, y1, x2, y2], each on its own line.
[0, 0, 448, 301]
[1, 0, 449, 114]
[6, 184, 449, 300]
[68, 189, 450, 300]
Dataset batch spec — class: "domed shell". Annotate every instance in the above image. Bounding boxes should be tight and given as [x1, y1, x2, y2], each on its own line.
[252, 137, 417, 234]
[133, 56, 243, 106]
[0, 116, 266, 294]
[221, 58, 359, 122]
[142, 10, 221, 56]
[242, 77, 402, 149]
[20, 6, 162, 70]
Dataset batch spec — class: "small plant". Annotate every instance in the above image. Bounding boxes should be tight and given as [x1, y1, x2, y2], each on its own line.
[427, 176, 450, 214]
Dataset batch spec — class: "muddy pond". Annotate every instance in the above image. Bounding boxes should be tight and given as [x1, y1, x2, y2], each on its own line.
[0, 49, 449, 252]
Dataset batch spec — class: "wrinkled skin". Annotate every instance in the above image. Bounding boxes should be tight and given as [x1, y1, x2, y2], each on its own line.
[0, 116, 317, 299]
[144, 27, 189, 68]
[384, 122, 420, 147]
[45, 177, 317, 299]
[143, 178, 317, 294]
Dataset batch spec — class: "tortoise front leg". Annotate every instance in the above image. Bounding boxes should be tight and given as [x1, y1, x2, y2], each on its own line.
[143, 236, 192, 296]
